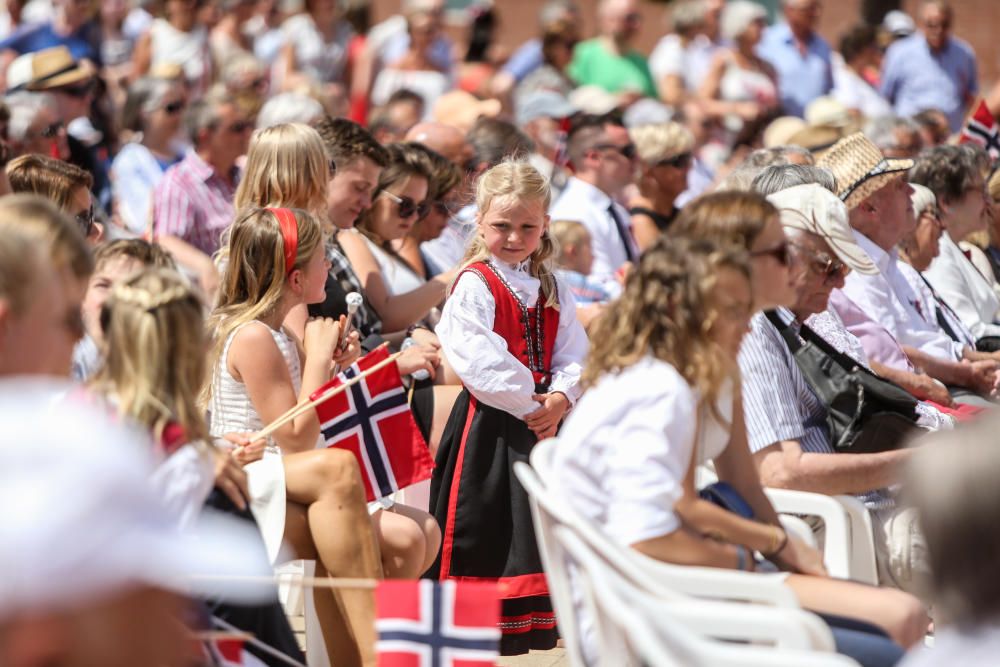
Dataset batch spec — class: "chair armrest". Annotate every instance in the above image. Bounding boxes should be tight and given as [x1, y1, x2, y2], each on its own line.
[834, 495, 879, 586]
[765, 487, 853, 580]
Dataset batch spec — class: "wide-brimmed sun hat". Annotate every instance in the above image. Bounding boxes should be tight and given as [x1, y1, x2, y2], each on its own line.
[24, 45, 95, 91]
[816, 132, 914, 210]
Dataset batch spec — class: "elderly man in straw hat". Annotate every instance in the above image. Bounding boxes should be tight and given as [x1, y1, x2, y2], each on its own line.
[818, 133, 1000, 406]
[739, 183, 932, 598]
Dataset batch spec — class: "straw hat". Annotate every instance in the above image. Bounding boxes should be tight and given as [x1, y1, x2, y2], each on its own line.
[24, 46, 94, 91]
[787, 124, 844, 153]
[432, 90, 501, 133]
[767, 183, 879, 275]
[763, 116, 806, 148]
[816, 132, 913, 210]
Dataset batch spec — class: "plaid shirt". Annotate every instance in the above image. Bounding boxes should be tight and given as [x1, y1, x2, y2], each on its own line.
[152, 151, 238, 256]
[323, 238, 383, 339]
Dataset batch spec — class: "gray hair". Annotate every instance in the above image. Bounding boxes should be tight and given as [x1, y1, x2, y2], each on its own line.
[909, 182, 937, 217]
[715, 146, 816, 192]
[721, 0, 768, 41]
[256, 92, 326, 130]
[183, 86, 232, 147]
[6, 92, 57, 143]
[910, 144, 988, 204]
[539, 0, 578, 28]
[752, 164, 837, 196]
[467, 117, 534, 170]
[671, 0, 707, 34]
[120, 77, 176, 133]
[864, 115, 921, 152]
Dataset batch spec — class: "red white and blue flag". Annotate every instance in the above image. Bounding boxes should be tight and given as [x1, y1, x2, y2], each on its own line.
[312, 347, 434, 502]
[376, 580, 500, 667]
[959, 99, 1000, 160]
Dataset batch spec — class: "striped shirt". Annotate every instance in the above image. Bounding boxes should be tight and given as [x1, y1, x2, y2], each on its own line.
[152, 151, 238, 256]
[739, 309, 894, 510]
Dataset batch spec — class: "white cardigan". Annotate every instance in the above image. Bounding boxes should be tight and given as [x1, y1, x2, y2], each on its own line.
[923, 232, 1000, 340]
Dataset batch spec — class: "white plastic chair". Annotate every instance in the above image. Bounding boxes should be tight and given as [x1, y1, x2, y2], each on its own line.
[515, 441, 837, 662]
[556, 525, 860, 667]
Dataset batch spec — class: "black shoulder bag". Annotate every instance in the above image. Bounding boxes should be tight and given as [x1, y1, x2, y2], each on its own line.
[764, 311, 922, 454]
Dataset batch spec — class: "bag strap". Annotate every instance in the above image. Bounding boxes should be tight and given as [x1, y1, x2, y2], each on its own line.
[764, 310, 803, 352]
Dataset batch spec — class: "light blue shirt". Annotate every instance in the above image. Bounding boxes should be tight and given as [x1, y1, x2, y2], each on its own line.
[880, 33, 978, 133]
[757, 22, 834, 118]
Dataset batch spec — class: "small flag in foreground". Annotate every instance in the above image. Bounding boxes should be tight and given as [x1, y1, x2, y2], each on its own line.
[959, 99, 1000, 159]
[312, 347, 434, 502]
[376, 580, 501, 667]
[203, 637, 267, 667]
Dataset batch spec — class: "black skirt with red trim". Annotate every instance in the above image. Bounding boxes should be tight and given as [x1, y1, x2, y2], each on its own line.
[427, 388, 558, 655]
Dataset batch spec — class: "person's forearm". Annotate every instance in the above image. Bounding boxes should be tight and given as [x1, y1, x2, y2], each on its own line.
[377, 278, 448, 332]
[759, 445, 910, 496]
[674, 496, 779, 554]
[903, 345, 971, 386]
[631, 526, 742, 570]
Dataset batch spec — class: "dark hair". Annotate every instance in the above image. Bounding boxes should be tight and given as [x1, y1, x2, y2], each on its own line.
[312, 116, 390, 171]
[909, 145, 988, 204]
[566, 112, 624, 168]
[405, 142, 462, 201]
[541, 20, 577, 65]
[464, 5, 497, 63]
[838, 24, 879, 63]
[356, 143, 433, 244]
[121, 77, 175, 133]
[466, 117, 534, 170]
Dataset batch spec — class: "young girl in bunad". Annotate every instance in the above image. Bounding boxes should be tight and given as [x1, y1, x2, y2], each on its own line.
[429, 160, 589, 655]
[207, 206, 440, 667]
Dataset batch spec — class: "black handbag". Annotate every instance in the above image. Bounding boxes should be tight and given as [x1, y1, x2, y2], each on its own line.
[764, 311, 921, 454]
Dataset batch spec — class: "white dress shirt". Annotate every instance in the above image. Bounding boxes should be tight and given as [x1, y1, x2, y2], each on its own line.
[421, 203, 476, 274]
[841, 231, 962, 361]
[897, 260, 976, 348]
[436, 257, 588, 419]
[923, 232, 1000, 339]
[549, 176, 638, 282]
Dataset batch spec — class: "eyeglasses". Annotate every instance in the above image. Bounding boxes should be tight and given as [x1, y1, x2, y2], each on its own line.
[58, 80, 95, 98]
[380, 190, 429, 220]
[75, 204, 95, 238]
[792, 243, 849, 284]
[593, 143, 637, 160]
[162, 100, 186, 115]
[655, 152, 692, 169]
[750, 240, 790, 266]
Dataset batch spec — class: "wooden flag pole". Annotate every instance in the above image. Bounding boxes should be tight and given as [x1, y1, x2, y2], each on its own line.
[189, 574, 378, 590]
[249, 350, 402, 444]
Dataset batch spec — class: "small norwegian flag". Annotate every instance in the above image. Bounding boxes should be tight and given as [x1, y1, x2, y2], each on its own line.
[201, 637, 267, 667]
[376, 580, 501, 667]
[312, 347, 435, 502]
[959, 99, 1000, 160]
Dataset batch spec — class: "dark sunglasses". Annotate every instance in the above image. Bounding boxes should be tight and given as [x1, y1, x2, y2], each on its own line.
[162, 100, 186, 115]
[75, 204, 95, 238]
[656, 152, 693, 169]
[35, 121, 64, 139]
[380, 190, 429, 220]
[750, 240, 790, 266]
[593, 143, 637, 160]
[793, 243, 848, 284]
[224, 120, 253, 134]
[58, 80, 95, 98]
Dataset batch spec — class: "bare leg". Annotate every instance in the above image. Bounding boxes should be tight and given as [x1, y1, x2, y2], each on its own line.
[429, 385, 462, 458]
[372, 503, 442, 578]
[283, 448, 383, 667]
[785, 574, 929, 648]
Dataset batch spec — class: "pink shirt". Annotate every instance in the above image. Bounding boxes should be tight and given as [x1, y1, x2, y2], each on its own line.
[827, 289, 915, 373]
[152, 151, 238, 256]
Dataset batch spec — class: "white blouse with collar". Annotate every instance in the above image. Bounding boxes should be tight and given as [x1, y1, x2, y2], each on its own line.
[436, 257, 588, 419]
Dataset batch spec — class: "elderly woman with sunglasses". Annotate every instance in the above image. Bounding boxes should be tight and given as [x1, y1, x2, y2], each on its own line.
[627, 121, 694, 251]
[339, 143, 458, 333]
[110, 76, 187, 234]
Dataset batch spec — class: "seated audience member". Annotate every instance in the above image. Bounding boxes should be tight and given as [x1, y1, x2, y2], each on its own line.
[898, 184, 979, 354]
[865, 115, 924, 160]
[112, 76, 188, 234]
[567, 0, 656, 99]
[394, 141, 462, 279]
[739, 183, 933, 596]
[911, 108, 951, 148]
[900, 414, 1000, 667]
[550, 113, 638, 286]
[517, 90, 576, 201]
[255, 92, 327, 130]
[757, 0, 834, 118]
[551, 218, 612, 305]
[832, 24, 893, 120]
[7, 153, 102, 245]
[339, 143, 456, 333]
[368, 89, 425, 144]
[911, 146, 1000, 344]
[714, 144, 814, 192]
[648, 0, 718, 108]
[972, 169, 1000, 283]
[152, 86, 253, 294]
[817, 134, 999, 402]
[513, 17, 577, 102]
[627, 121, 694, 249]
[5, 91, 70, 162]
[75, 239, 174, 381]
[369, 3, 450, 113]
[0, 195, 91, 377]
[555, 236, 925, 665]
[751, 162, 837, 195]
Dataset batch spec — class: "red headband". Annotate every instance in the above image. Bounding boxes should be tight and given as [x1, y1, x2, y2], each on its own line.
[268, 207, 299, 275]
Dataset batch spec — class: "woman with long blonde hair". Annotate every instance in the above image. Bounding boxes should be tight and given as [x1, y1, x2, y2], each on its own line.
[429, 160, 589, 655]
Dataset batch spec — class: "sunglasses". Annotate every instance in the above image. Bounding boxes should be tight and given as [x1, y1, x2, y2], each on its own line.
[35, 121, 64, 139]
[593, 143, 637, 160]
[75, 204, 95, 238]
[224, 120, 253, 134]
[656, 152, 692, 169]
[162, 100, 186, 115]
[58, 80, 95, 98]
[793, 244, 849, 284]
[750, 240, 790, 266]
[380, 190, 429, 220]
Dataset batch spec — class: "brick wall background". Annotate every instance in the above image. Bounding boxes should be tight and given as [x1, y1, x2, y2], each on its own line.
[369, 0, 1000, 96]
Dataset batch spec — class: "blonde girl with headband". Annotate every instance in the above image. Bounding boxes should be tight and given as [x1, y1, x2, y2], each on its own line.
[429, 160, 589, 656]
[207, 206, 439, 667]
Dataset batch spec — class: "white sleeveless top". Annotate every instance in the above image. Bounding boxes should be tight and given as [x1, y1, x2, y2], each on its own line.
[210, 320, 300, 564]
[694, 378, 735, 465]
[149, 19, 211, 93]
[361, 233, 426, 296]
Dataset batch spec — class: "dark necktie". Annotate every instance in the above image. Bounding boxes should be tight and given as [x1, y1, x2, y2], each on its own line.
[607, 203, 636, 263]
